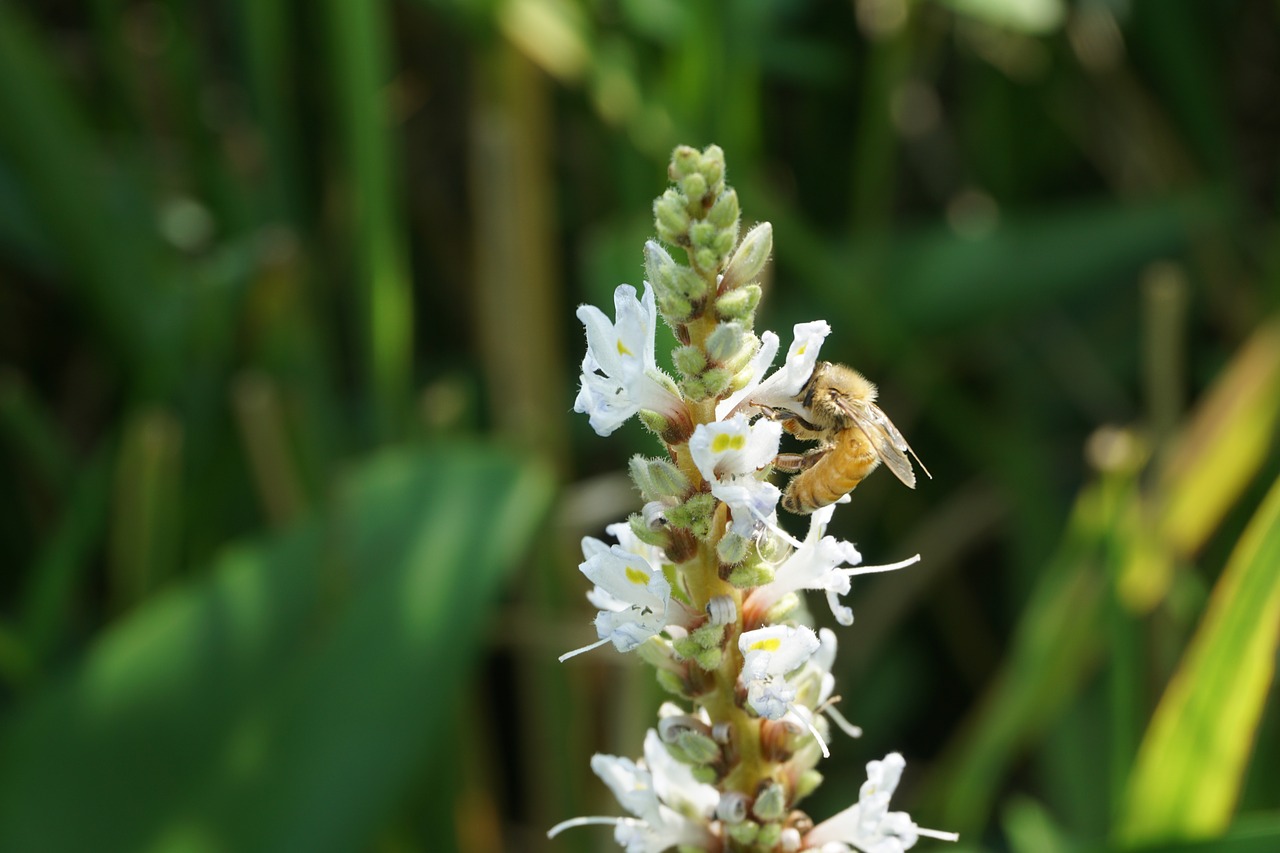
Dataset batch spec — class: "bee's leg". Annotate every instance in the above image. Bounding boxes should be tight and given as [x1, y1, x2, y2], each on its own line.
[774, 448, 828, 471]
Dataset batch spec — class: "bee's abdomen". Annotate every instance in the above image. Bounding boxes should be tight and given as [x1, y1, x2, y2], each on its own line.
[782, 430, 880, 514]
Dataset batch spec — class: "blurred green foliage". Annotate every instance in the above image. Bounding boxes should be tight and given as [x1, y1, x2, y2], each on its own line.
[0, 1, 1277, 852]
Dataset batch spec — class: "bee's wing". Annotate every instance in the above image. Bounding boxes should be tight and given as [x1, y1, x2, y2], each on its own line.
[840, 398, 931, 489]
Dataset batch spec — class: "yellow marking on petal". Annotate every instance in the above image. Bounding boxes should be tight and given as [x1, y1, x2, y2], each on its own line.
[617, 339, 633, 356]
[797, 345, 807, 354]
[748, 638, 782, 653]
[711, 433, 747, 453]
[625, 566, 648, 585]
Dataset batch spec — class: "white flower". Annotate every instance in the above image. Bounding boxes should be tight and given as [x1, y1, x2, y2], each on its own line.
[689, 414, 784, 539]
[574, 283, 687, 436]
[560, 537, 672, 662]
[716, 320, 831, 421]
[738, 624, 821, 721]
[547, 729, 718, 853]
[803, 753, 958, 852]
[787, 628, 863, 748]
[747, 505, 920, 626]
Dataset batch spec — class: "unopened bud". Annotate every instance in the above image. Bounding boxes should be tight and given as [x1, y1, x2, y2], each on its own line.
[715, 283, 761, 321]
[694, 247, 718, 272]
[701, 367, 731, 397]
[680, 172, 708, 202]
[721, 222, 772, 291]
[717, 531, 750, 566]
[726, 819, 761, 845]
[753, 782, 787, 822]
[693, 647, 722, 670]
[728, 561, 775, 589]
[690, 622, 725, 651]
[779, 826, 802, 852]
[724, 332, 760, 373]
[712, 226, 738, 257]
[764, 591, 800, 622]
[756, 823, 783, 848]
[667, 492, 715, 539]
[654, 190, 690, 243]
[708, 189, 740, 229]
[655, 668, 688, 697]
[636, 636, 676, 670]
[628, 513, 668, 548]
[671, 145, 700, 178]
[795, 770, 823, 801]
[672, 635, 699, 660]
[676, 729, 722, 765]
[701, 144, 726, 190]
[629, 455, 689, 501]
[657, 290, 695, 325]
[706, 322, 745, 364]
[689, 221, 716, 248]
[680, 376, 708, 401]
[673, 345, 707, 378]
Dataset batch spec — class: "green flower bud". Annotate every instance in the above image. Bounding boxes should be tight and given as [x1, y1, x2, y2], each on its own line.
[717, 531, 750, 565]
[708, 189, 739, 229]
[705, 322, 745, 364]
[673, 344, 707, 378]
[680, 376, 707, 401]
[628, 512, 668, 548]
[764, 591, 800, 623]
[728, 562, 775, 589]
[694, 247, 718, 272]
[689, 221, 716, 248]
[756, 822, 783, 847]
[701, 367, 731, 397]
[629, 455, 690, 501]
[726, 820, 760, 845]
[680, 172, 708, 203]
[667, 492, 716, 539]
[657, 290, 695, 324]
[654, 189, 690, 244]
[656, 668, 688, 697]
[700, 144, 726, 191]
[670, 145, 700, 178]
[752, 782, 787, 822]
[724, 332, 759, 373]
[675, 729, 722, 765]
[712, 225, 738, 257]
[691, 766, 718, 785]
[672, 635, 699, 660]
[690, 621, 724, 650]
[795, 768, 824, 802]
[714, 283, 761, 321]
[636, 635, 676, 670]
[637, 409, 672, 438]
[721, 222, 772, 291]
[693, 647, 722, 670]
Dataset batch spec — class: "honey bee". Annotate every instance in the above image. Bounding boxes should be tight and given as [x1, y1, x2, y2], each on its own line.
[771, 362, 929, 514]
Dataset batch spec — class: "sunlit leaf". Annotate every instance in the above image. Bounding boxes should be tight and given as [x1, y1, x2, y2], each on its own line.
[1118, 476, 1280, 844]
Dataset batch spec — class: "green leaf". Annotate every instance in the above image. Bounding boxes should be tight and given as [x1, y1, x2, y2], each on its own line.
[1122, 813, 1280, 853]
[0, 445, 553, 853]
[1117, 476, 1280, 845]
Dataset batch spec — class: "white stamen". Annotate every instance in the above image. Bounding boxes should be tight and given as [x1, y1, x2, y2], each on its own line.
[558, 637, 611, 662]
[546, 815, 625, 838]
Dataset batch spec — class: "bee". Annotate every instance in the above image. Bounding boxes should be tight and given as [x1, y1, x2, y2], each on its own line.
[770, 362, 929, 514]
